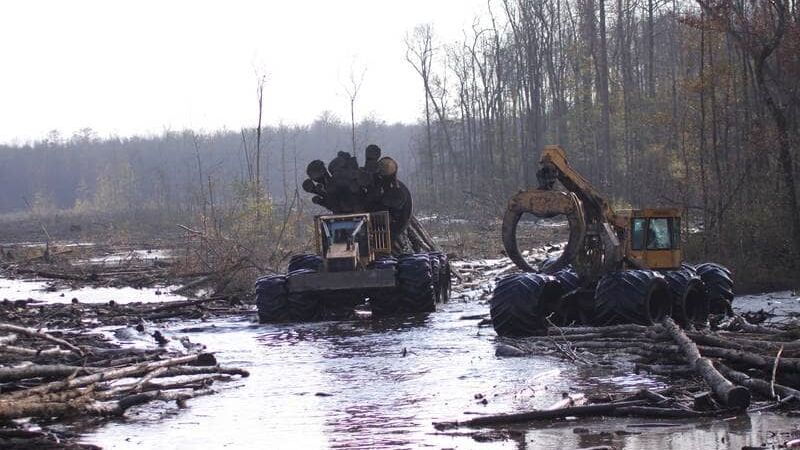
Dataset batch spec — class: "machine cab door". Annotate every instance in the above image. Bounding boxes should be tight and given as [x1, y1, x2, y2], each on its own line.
[628, 213, 682, 270]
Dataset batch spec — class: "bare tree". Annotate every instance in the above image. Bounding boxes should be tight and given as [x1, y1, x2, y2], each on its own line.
[255, 73, 267, 197]
[697, 0, 800, 259]
[342, 61, 366, 154]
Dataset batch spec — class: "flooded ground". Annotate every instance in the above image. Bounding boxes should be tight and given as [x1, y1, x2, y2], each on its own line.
[2, 240, 798, 449]
[0, 277, 187, 304]
[81, 291, 798, 449]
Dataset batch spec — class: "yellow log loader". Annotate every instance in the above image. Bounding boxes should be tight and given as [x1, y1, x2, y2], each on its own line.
[491, 145, 734, 336]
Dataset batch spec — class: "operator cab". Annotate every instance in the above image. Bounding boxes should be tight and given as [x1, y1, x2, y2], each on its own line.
[319, 214, 370, 272]
[622, 209, 682, 270]
[314, 211, 392, 273]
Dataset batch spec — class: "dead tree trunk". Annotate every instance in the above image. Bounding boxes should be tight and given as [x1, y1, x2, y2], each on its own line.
[662, 317, 750, 408]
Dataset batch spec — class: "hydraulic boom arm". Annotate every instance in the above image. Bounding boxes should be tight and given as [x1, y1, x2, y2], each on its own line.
[537, 146, 625, 229]
[502, 145, 624, 280]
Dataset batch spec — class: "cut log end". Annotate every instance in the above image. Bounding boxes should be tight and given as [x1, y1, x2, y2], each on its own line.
[724, 386, 751, 409]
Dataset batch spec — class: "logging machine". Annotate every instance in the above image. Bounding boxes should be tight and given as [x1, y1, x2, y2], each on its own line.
[491, 145, 735, 336]
[255, 145, 450, 323]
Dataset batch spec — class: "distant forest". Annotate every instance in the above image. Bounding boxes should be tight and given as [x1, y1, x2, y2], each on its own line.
[0, 0, 798, 285]
[0, 118, 419, 214]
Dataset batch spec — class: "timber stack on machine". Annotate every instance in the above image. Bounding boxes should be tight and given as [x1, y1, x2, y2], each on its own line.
[255, 144, 450, 323]
[491, 145, 735, 336]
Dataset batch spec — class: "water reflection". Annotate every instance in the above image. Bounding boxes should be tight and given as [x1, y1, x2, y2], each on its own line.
[84, 301, 799, 450]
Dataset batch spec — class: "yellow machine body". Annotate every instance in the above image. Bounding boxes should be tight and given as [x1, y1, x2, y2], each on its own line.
[502, 145, 685, 279]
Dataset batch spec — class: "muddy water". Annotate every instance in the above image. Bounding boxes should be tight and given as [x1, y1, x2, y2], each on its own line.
[83, 298, 798, 450]
[0, 277, 187, 304]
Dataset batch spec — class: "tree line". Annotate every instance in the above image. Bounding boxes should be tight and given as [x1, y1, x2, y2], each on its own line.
[0, 118, 418, 217]
[406, 0, 799, 285]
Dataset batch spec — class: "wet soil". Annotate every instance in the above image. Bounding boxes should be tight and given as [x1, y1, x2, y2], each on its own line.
[2, 227, 798, 449]
[80, 295, 799, 449]
[421, 216, 570, 261]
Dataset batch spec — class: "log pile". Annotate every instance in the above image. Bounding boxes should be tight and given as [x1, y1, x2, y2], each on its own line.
[432, 316, 800, 430]
[0, 322, 248, 448]
[301, 145, 435, 253]
[0, 297, 249, 329]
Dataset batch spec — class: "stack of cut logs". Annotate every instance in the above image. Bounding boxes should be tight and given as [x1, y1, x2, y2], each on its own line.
[0, 322, 247, 447]
[302, 145, 435, 253]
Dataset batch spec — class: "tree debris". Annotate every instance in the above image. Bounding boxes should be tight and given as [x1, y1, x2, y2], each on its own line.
[0, 321, 248, 448]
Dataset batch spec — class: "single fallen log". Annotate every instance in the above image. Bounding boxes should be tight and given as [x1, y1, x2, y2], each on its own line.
[0, 323, 83, 355]
[0, 364, 85, 382]
[0, 344, 73, 358]
[728, 315, 783, 334]
[663, 317, 750, 409]
[717, 363, 800, 400]
[698, 346, 800, 373]
[433, 400, 648, 430]
[160, 365, 250, 378]
[612, 406, 703, 418]
[541, 324, 650, 336]
[683, 332, 800, 358]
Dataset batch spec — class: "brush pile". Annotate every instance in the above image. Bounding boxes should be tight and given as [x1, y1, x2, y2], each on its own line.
[0, 297, 250, 329]
[437, 315, 800, 431]
[0, 322, 248, 448]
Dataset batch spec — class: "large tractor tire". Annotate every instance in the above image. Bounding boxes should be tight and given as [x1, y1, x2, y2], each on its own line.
[663, 268, 709, 327]
[255, 271, 322, 323]
[539, 255, 560, 272]
[437, 253, 451, 303]
[490, 273, 561, 337]
[371, 254, 435, 316]
[552, 265, 581, 294]
[695, 263, 734, 315]
[594, 270, 672, 326]
[288, 253, 323, 272]
[255, 275, 288, 323]
[429, 253, 442, 302]
[549, 265, 586, 326]
[396, 254, 436, 312]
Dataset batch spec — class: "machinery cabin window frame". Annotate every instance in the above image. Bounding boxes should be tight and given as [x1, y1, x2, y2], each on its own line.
[631, 218, 646, 251]
[631, 217, 680, 251]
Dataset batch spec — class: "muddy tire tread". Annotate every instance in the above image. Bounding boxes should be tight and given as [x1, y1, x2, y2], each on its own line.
[594, 270, 670, 326]
[490, 273, 559, 336]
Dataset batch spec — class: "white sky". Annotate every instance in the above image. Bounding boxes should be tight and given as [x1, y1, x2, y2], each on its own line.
[0, 0, 487, 144]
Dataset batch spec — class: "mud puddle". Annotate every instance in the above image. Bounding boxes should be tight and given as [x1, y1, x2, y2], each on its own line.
[80, 296, 798, 449]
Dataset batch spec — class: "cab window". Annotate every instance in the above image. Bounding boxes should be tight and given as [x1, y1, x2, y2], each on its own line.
[647, 218, 672, 250]
[631, 218, 646, 250]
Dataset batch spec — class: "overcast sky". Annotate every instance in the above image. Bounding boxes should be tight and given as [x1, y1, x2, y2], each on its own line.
[0, 0, 487, 143]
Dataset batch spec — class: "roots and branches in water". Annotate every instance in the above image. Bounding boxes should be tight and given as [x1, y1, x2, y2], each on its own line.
[0, 319, 248, 448]
[475, 316, 800, 430]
